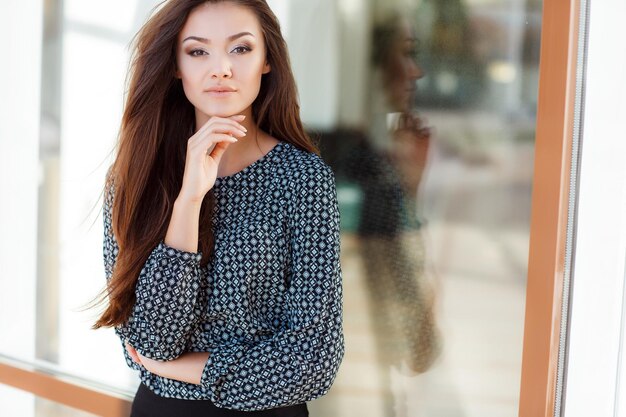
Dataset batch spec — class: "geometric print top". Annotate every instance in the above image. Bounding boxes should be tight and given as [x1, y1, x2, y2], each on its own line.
[102, 141, 344, 411]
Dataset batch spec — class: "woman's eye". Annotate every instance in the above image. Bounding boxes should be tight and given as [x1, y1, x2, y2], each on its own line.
[189, 49, 207, 57]
[231, 45, 252, 54]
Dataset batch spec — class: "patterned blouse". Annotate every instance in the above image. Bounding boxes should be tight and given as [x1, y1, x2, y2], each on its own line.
[103, 141, 344, 411]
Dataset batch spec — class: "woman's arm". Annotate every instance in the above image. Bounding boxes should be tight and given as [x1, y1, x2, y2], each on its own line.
[201, 163, 344, 411]
[103, 185, 205, 361]
[123, 163, 344, 410]
[164, 198, 202, 253]
[104, 117, 247, 363]
[126, 343, 209, 385]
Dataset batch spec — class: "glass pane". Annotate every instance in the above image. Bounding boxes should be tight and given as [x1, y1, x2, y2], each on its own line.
[0, 0, 40, 365]
[298, 1, 541, 416]
[0, 0, 148, 394]
[1, 0, 541, 415]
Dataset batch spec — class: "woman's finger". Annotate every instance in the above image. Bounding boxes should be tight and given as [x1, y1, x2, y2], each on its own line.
[199, 113, 245, 128]
[197, 116, 247, 137]
[207, 123, 247, 137]
[208, 140, 232, 163]
[189, 124, 246, 148]
[125, 342, 142, 365]
[203, 120, 246, 135]
[189, 133, 238, 154]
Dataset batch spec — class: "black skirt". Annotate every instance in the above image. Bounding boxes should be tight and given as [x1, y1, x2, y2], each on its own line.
[130, 383, 309, 417]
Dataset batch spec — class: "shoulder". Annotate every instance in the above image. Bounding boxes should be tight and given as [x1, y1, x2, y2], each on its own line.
[279, 142, 335, 189]
[277, 144, 338, 224]
[278, 144, 340, 233]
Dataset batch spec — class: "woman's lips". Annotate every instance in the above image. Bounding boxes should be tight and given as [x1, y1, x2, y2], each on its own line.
[205, 85, 237, 97]
[206, 90, 235, 97]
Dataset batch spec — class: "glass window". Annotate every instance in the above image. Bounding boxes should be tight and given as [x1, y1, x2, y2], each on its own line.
[296, 1, 541, 416]
[0, 1, 543, 415]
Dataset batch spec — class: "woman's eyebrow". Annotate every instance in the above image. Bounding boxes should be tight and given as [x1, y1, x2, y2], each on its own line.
[182, 31, 255, 44]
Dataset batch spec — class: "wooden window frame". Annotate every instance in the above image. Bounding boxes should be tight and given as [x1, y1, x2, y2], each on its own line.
[0, 354, 131, 416]
[0, 1, 583, 416]
[519, 1, 582, 416]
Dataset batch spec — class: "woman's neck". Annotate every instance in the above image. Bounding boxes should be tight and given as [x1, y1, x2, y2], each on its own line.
[215, 125, 280, 178]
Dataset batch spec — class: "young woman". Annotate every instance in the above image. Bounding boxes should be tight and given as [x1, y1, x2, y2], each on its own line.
[94, 1, 344, 416]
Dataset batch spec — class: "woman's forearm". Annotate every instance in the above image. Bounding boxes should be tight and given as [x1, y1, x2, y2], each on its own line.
[141, 351, 210, 385]
[164, 197, 202, 253]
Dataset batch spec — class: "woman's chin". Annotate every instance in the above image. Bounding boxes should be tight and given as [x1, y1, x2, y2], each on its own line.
[199, 103, 251, 119]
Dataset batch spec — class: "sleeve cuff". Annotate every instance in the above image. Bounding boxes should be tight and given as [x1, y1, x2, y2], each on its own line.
[114, 328, 142, 370]
[201, 344, 249, 397]
[156, 241, 203, 263]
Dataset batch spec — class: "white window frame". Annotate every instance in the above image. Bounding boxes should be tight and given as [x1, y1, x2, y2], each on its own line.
[562, 0, 626, 415]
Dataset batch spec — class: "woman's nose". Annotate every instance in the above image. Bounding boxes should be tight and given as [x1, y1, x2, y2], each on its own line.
[408, 60, 424, 81]
[209, 54, 232, 78]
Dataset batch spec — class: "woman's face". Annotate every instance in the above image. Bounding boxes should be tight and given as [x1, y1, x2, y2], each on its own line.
[175, 2, 271, 122]
[384, 19, 423, 112]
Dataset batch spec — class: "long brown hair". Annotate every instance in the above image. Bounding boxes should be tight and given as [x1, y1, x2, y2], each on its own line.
[94, 0, 317, 329]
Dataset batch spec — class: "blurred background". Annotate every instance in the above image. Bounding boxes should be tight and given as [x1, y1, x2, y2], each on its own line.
[0, 0, 542, 415]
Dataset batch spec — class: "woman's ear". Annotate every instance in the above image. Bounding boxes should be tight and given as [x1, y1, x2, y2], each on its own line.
[262, 61, 271, 74]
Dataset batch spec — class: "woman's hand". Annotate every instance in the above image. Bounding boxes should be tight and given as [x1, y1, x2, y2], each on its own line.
[126, 342, 149, 370]
[177, 114, 248, 204]
[125, 342, 172, 375]
[163, 115, 246, 253]
[125, 342, 210, 385]
[391, 112, 431, 196]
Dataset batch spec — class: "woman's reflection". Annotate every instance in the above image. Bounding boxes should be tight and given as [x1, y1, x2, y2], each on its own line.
[323, 11, 441, 416]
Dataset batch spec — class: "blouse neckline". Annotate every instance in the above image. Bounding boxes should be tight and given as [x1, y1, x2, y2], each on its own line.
[214, 141, 286, 185]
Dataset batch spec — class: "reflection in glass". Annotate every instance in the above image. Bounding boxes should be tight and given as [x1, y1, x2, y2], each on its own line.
[321, 10, 441, 417]
[313, 0, 540, 416]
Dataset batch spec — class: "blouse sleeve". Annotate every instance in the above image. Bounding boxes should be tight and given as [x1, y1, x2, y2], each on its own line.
[199, 163, 345, 411]
[103, 182, 205, 361]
